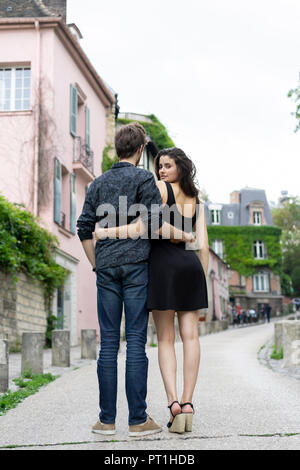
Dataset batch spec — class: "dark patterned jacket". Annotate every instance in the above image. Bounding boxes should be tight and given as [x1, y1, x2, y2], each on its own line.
[77, 162, 162, 269]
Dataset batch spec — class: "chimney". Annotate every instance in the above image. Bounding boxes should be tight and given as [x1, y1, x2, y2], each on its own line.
[230, 191, 240, 204]
[42, 0, 67, 22]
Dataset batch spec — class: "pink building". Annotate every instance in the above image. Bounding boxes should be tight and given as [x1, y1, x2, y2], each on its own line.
[0, 1, 116, 345]
[205, 248, 230, 322]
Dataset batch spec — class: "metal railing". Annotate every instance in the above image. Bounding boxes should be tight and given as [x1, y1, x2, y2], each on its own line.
[73, 136, 94, 174]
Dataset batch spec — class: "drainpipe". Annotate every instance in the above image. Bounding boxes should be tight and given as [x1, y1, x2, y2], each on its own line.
[33, 19, 41, 216]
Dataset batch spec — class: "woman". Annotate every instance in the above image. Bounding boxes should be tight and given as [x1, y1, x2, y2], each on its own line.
[96, 148, 209, 434]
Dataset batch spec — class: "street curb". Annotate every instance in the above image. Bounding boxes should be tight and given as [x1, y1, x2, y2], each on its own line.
[258, 337, 300, 381]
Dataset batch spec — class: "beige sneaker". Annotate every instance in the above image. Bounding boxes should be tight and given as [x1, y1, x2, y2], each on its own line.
[129, 415, 162, 437]
[92, 420, 116, 435]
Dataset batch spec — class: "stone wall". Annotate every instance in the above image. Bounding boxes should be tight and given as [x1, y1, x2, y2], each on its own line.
[0, 271, 47, 349]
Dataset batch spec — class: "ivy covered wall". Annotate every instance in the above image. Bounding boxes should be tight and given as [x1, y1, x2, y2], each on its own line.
[102, 114, 175, 174]
[207, 225, 282, 278]
[117, 114, 175, 151]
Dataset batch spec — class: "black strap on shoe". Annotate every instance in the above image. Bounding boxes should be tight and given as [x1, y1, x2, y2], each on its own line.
[180, 402, 194, 413]
[167, 401, 181, 428]
[168, 401, 181, 417]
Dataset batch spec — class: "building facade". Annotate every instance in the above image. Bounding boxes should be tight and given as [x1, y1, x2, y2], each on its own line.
[205, 249, 230, 322]
[205, 188, 283, 316]
[116, 113, 159, 175]
[0, 0, 116, 344]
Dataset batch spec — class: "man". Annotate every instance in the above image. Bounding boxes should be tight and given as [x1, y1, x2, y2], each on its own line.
[77, 123, 191, 437]
[264, 304, 272, 323]
[260, 303, 265, 322]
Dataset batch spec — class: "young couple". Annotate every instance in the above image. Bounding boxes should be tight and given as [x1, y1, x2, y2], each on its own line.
[77, 122, 209, 437]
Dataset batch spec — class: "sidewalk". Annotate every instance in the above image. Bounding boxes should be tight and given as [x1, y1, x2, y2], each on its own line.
[7, 344, 96, 393]
[1, 323, 300, 450]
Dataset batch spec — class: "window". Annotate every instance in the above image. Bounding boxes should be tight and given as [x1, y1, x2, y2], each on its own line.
[56, 286, 65, 329]
[54, 158, 62, 224]
[0, 67, 31, 111]
[70, 84, 78, 137]
[253, 272, 270, 292]
[212, 240, 224, 259]
[54, 158, 76, 235]
[138, 148, 149, 170]
[253, 211, 262, 225]
[253, 240, 265, 259]
[70, 173, 76, 234]
[218, 261, 222, 279]
[210, 209, 221, 225]
[85, 106, 91, 149]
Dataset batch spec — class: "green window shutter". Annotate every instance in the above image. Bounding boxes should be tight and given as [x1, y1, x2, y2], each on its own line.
[54, 157, 62, 224]
[85, 105, 90, 148]
[70, 84, 78, 137]
[70, 173, 76, 234]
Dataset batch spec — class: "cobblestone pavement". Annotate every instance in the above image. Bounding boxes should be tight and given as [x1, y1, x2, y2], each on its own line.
[0, 321, 299, 450]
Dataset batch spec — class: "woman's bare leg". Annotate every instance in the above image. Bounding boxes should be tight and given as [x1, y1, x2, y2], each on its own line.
[152, 309, 181, 421]
[177, 310, 201, 412]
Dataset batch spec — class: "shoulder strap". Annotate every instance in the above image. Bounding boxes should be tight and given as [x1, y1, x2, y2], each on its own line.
[165, 182, 176, 206]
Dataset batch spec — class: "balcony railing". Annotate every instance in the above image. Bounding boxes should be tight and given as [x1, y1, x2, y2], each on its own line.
[73, 136, 94, 175]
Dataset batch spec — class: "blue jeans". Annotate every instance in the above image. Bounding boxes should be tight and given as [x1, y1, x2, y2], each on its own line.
[96, 262, 149, 426]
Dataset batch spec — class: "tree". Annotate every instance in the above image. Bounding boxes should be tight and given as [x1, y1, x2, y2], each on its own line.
[272, 197, 300, 296]
[288, 83, 300, 133]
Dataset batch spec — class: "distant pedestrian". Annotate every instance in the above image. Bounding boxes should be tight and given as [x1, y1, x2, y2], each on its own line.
[236, 304, 241, 325]
[264, 304, 272, 323]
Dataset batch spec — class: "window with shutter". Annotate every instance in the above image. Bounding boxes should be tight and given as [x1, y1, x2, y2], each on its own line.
[70, 84, 78, 137]
[70, 173, 76, 234]
[54, 157, 62, 224]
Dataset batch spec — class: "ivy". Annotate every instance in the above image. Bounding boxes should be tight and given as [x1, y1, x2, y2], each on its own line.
[117, 114, 175, 151]
[0, 194, 68, 311]
[102, 145, 118, 174]
[207, 225, 282, 278]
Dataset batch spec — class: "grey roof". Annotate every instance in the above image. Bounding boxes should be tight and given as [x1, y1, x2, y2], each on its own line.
[240, 188, 273, 225]
[205, 188, 274, 226]
[0, 1, 66, 20]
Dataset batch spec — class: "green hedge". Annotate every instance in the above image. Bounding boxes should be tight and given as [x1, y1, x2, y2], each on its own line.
[0, 194, 67, 302]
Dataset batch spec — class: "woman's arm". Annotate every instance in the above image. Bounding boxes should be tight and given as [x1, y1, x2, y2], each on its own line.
[195, 203, 209, 277]
[95, 219, 195, 243]
[95, 220, 143, 240]
[95, 180, 195, 243]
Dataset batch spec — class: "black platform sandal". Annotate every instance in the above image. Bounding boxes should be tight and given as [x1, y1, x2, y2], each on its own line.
[167, 401, 186, 434]
[180, 402, 194, 432]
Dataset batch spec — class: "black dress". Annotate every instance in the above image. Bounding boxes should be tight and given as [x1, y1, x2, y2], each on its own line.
[147, 182, 208, 312]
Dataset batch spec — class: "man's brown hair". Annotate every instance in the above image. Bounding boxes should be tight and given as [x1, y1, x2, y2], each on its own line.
[115, 123, 147, 160]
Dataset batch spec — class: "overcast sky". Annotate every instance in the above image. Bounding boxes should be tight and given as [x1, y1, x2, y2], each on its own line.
[68, 0, 300, 205]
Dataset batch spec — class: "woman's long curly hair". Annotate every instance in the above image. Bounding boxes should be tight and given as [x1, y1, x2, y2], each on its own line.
[154, 148, 199, 202]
